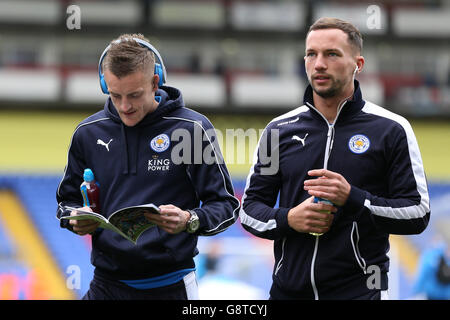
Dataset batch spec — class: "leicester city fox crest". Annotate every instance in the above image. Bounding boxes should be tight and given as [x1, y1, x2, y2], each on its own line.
[348, 134, 370, 154]
[150, 134, 170, 153]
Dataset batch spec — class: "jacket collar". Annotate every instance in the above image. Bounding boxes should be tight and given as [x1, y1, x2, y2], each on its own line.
[303, 80, 365, 123]
[104, 86, 184, 127]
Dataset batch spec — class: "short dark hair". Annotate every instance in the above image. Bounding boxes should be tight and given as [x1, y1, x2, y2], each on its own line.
[102, 33, 155, 78]
[307, 17, 363, 54]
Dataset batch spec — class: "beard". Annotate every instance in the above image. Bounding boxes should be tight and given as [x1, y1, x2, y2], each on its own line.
[310, 75, 348, 99]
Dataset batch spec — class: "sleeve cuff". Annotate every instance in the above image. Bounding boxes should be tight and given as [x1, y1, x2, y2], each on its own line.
[275, 207, 291, 233]
[343, 185, 366, 212]
[57, 206, 76, 232]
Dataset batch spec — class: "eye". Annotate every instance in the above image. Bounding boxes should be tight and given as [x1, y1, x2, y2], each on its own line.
[306, 52, 316, 58]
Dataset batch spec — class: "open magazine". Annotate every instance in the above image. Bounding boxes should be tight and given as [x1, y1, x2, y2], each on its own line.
[60, 203, 160, 244]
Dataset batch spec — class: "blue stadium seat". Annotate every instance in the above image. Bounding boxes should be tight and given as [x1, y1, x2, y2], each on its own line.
[0, 218, 15, 257]
[0, 174, 94, 299]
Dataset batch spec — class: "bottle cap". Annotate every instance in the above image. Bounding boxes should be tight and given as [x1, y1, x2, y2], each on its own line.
[83, 168, 95, 182]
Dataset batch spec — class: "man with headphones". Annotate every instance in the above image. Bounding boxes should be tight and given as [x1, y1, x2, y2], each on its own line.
[56, 34, 240, 300]
[240, 18, 430, 299]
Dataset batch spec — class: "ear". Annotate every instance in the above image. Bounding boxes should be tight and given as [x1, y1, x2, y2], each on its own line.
[355, 55, 365, 73]
[152, 74, 159, 92]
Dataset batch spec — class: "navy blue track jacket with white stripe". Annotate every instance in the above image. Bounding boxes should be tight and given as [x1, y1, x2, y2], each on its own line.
[240, 80, 430, 299]
[56, 86, 240, 279]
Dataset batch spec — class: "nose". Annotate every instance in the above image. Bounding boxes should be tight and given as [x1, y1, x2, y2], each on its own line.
[119, 98, 132, 112]
[314, 54, 327, 71]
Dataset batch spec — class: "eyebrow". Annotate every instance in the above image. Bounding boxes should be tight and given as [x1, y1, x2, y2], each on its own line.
[109, 90, 143, 97]
[305, 48, 343, 53]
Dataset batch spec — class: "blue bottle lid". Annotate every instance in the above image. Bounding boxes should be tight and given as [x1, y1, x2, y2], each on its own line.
[83, 168, 95, 182]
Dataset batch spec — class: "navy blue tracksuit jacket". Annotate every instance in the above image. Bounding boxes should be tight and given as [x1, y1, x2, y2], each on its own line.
[57, 86, 240, 280]
[240, 80, 430, 299]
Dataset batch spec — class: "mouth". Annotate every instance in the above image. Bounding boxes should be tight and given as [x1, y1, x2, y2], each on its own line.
[313, 74, 331, 84]
[122, 110, 136, 117]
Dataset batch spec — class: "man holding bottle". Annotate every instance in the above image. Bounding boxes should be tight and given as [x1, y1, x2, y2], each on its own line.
[56, 34, 240, 300]
[239, 17, 430, 300]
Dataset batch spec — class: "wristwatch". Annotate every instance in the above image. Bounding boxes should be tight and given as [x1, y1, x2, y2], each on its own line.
[186, 210, 200, 233]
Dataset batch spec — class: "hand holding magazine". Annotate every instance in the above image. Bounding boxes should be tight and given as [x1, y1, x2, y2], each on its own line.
[61, 203, 160, 244]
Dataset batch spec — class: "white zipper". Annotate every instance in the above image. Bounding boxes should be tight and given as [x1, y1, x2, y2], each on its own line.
[323, 124, 335, 170]
[305, 100, 347, 171]
[351, 222, 367, 274]
[304, 99, 350, 300]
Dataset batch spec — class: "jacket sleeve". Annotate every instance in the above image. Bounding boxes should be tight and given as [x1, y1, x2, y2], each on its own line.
[343, 119, 430, 235]
[55, 127, 86, 232]
[186, 119, 241, 236]
[239, 125, 293, 240]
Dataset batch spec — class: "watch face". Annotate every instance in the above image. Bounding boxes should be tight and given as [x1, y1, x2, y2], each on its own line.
[188, 218, 200, 233]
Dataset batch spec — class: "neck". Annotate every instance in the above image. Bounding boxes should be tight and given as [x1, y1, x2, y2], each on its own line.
[313, 85, 355, 124]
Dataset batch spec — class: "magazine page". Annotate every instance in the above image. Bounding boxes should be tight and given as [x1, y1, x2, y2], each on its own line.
[61, 206, 108, 225]
[61, 204, 160, 244]
[108, 205, 160, 244]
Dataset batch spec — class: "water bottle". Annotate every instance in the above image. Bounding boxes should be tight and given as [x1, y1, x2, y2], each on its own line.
[309, 197, 333, 236]
[80, 168, 100, 213]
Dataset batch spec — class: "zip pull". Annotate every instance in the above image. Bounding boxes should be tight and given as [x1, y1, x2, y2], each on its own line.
[323, 124, 334, 170]
[327, 124, 334, 137]
[329, 124, 335, 153]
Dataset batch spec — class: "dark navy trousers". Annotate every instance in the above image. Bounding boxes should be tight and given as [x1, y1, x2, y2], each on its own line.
[82, 270, 198, 300]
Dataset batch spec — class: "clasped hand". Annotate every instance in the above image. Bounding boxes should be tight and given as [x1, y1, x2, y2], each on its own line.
[287, 169, 351, 235]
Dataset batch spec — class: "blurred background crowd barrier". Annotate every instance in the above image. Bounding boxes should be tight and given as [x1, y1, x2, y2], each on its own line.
[0, 0, 449, 300]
